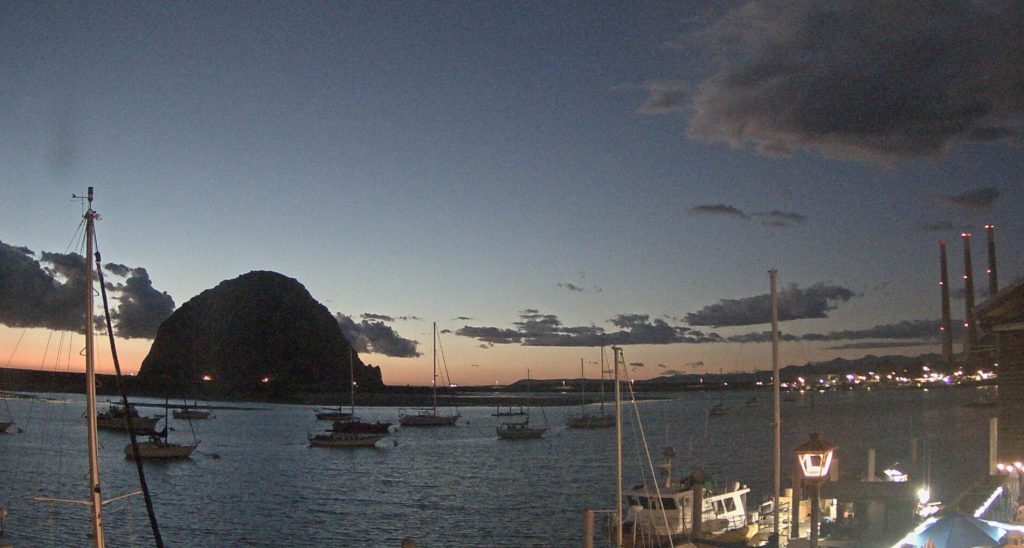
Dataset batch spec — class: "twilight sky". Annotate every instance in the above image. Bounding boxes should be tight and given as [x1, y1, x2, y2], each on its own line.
[2, 1, 1022, 386]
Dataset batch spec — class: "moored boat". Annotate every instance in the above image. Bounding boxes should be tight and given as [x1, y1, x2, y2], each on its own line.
[399, 323, 459, 427]
[96, 402, 161, 434]
[566, 354, 615, 429]
[309, 431, 386, 448]
[331, 416, 392, 434]
[497, 369, 548, 440]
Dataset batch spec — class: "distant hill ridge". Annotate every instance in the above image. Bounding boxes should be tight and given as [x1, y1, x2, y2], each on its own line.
[137, 270, 383, 399]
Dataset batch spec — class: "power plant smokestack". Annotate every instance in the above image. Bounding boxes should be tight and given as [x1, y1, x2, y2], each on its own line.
[939, 241, 954, 366]
[962, 232, 978, 361]
[985, 224, 998, 297]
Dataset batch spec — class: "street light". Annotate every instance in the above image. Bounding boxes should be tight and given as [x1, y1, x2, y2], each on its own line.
[796, 432, 835, 548]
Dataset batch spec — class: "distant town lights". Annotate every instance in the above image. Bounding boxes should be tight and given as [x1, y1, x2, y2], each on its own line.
[261, 376, 270, 383]
[202, 374, 212, 381]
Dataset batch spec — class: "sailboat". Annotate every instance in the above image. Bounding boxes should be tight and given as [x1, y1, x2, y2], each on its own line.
[566, 350, 615, 429]
[327, 348, 391, 434]
[399, 323, 459, 427]
[496, 369, 547, 440]
[125, 397, 199, 460]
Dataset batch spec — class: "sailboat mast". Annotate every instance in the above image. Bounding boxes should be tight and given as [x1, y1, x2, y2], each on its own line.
[613, 346, 623, 547]
[84, 187, 106, 548]
[349, 347, 355, 417]
[770, 269, 781, 540]
[579, 358, 585, 415]
[432, 322, 438, 415]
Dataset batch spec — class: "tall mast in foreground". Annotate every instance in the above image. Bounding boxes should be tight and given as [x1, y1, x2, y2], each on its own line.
[613, 346, 623, 547]
[85, 187, 106, 547]
[770, 269, 781, 543]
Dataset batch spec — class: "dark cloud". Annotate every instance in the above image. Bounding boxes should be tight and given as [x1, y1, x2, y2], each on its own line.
[689, 204, 749, 219]
[934, 187, 1000, 212]
[0, 242, 85, 332]
[800, 319, 944, 342]
[335, 314, 421, 358]
[361, 312, 395, 322]
[681, 2, 1024, 162]
[685, 283, 857, 327]
[0, 241, 174, 338]
[630, 362, 645, 368]
[454, 316, 473, 321]
[104, 262, 131, 277]
[106, 268, 175, 339]
[752, 210, 807, 228]
[557, 282, 585, 292]
[457, 310, 723, 347]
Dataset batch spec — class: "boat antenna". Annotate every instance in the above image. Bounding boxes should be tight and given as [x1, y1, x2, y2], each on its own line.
[93, 213, 165, 547]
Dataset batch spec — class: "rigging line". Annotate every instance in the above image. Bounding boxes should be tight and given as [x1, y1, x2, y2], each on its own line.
[620, 351, 675, 547]
[1, 328, 29, 422]
[92, 239, 165, 548]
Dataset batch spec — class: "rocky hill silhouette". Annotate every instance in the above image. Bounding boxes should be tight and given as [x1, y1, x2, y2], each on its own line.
[137, 271, 383, 400]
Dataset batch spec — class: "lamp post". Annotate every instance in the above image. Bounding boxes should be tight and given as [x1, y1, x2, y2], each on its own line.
[796, 432, 835, 548]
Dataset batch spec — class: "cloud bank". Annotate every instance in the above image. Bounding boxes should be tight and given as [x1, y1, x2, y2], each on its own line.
[685, 283, 857, 327]
[0, 240, 174, 339]
[670, 1, 1024, 162]
[335, 314, 421, 358]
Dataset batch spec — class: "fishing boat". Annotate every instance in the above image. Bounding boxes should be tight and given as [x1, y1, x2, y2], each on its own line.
[618, 451, 755, 545]
[399, 323, 459, 427]
[125, 398, 199, 460]
[496, 369, 547, 440]
[566, 352, 615, 429]
[329, 349, 391, 434]
[598, 347, 755, 547]
[96, 401, 161, 434]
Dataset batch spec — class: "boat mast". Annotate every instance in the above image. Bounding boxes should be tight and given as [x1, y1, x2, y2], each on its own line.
[578, 358, 585, 416]
[613, 346, 623, 547]
[770, 269, 781, 541]
[432, 322, 438, 415]
[349, 347, 355, 417]
[84, 187, 106, 548]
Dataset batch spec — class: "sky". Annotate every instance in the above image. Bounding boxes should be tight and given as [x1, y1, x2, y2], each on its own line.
[2, 1, 1022, 387]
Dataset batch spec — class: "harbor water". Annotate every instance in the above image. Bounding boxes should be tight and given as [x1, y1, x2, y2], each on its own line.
[0, 386, 993, 546]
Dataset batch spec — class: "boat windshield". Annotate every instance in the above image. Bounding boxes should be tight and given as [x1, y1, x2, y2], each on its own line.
[627, 495, 678, 510]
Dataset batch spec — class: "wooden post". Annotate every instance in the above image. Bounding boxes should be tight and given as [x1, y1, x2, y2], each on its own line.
[792, 463, 802, 540]
[583, 510, 594, 548]
[691, 468, 705, 538]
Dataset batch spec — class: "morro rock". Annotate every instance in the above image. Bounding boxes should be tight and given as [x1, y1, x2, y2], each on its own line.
[137, 271, 384, 400]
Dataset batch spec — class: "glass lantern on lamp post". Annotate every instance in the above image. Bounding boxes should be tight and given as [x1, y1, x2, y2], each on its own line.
[796, 432, 835, 548]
